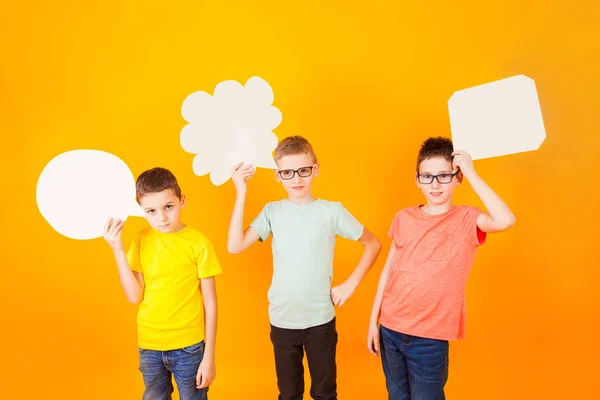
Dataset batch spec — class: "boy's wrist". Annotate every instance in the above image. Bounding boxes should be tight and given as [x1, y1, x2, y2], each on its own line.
[461, 168, 479, 181]
[345, 276, 360, 288]
[202, 351, 216, 362]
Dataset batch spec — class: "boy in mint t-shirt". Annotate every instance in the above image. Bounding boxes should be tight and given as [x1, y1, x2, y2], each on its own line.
[227, 136, 381, 400]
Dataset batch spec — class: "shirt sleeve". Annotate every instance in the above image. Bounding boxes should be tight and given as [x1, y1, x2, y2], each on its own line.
[126, 231, 143, 272]
[335, 203, 364, 241]
[249, 203, 272, 242]
[388, 212, 401, 240]
[469, 207, 487, 246]
[196, 238, 223, 279]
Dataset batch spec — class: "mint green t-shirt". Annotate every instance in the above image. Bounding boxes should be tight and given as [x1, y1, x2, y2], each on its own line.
[250, 199, 364, 329]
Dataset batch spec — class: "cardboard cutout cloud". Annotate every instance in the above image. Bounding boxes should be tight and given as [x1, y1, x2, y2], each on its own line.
[36, 150, 144, 240]
[180, 76, 281, 185]
[449, 74, 546, 160]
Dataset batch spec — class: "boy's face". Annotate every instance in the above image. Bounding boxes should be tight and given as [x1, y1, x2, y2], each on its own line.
[274, 153, 319, 199]
[138, 189, 186, 233]
[416, 157, 461, 206]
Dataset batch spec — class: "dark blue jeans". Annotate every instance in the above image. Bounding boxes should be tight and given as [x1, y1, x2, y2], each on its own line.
[380, 325, 449, 400]
[138, 341, 208, 400]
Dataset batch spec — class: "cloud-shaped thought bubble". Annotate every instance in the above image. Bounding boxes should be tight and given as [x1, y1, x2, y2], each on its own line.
[180, 76, 282, 186]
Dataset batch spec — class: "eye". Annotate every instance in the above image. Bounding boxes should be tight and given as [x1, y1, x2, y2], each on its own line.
[280, 170, 293, 178]
[439, 174, 452, 179]
[166, 205, 173, 210]
[298, 168, 311, 175]
[421, 174, 432, 179]
[146, 209, 155, 215]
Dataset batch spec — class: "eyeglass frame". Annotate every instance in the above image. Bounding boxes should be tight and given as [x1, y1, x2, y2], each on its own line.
[416, 170, 461, 184]
[276, 164, 317, 180]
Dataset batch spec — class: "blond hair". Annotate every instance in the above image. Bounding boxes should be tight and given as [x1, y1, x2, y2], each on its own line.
[274, 136, 317, 163]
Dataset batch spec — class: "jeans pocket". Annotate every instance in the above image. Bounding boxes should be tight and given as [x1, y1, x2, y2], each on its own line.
[182, 341, 205, 354]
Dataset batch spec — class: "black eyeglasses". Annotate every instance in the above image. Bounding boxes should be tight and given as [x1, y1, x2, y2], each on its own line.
[417, 170, 460, 184]
[277, 165, 316, 180]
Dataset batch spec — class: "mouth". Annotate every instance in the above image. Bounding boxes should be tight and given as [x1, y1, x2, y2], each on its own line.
[430, 192, 444, 197]
[291, 186, 305, 191]
[158, 223, 171, 228]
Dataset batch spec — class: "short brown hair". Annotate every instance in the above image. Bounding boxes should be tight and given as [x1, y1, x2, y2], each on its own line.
[416, 137, 454, 172]
[136, 167, 182, 202]
[274, 136, 317, 163]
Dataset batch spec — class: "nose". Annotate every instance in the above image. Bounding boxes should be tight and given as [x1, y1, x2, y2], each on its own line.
[292, 173, 302, 184]
[157, 211, 168, 221]
[431, 179, 441, 189]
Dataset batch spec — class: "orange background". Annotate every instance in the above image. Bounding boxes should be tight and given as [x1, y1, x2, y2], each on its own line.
[2, 1, 599, 398]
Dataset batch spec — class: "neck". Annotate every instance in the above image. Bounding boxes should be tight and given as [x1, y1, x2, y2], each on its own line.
[421, 200, 453, 215]
[287, 193, 316, 205]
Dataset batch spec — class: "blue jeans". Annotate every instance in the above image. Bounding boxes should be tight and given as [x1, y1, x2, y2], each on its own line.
[138, 341, 208, 400]
[380, 325, 449, 400]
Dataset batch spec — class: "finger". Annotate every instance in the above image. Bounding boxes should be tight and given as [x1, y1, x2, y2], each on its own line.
[114, 221, 124, 235]
[198, 373, 208, 389]
[368, 338, 377, 355]
[338, 297, 346, 307]
[104, 218, 112, 235]
[108, 219, 123, 236]
[196, 371, 202, 387]
[232, 161, 244, 172]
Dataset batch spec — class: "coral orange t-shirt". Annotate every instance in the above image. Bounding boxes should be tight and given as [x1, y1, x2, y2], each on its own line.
[379, 205, 486, 341]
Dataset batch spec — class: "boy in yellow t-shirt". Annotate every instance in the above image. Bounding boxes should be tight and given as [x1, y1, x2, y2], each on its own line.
[103, 167, 222, 400]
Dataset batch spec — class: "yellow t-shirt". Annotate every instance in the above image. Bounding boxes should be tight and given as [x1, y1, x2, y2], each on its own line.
[127, 225, 222, 350]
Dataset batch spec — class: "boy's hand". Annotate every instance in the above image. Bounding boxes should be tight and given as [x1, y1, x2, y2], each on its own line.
[452, 150, 476, 179]
[367, 323, 380, 356]
[331, 280, 357, 307]
[103, 218, 124, 251]
[231, 162, 255, 194]
[196, 358, 216, 389]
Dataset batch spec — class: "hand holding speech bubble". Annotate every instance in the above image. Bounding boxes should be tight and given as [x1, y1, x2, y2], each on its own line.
[36, 150, 144, 240]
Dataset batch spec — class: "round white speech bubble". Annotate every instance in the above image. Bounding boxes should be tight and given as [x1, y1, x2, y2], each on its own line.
[36, 150, 145, 240]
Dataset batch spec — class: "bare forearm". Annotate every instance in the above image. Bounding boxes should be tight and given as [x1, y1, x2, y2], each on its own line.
[346, 242, 381, 288]
[112, 248, 143, 304]
[369, 247, 395, 326]
[203, 299, 217, 361]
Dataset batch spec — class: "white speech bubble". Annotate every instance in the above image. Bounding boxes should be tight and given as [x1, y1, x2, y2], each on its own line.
[180, 76, 281, 186]
[36, 150, 144, 240]
[448, 74, 546, 160]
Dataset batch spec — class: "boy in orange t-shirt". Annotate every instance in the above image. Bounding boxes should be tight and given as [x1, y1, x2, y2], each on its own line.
[367, 137, 516, 400]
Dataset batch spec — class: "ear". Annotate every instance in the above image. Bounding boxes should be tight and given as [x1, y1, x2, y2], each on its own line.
[274, 169, 281, 182]
[415, 173, 421, 188]
[313, 163, 320, 177]
[180, 194, 186, 208]
[456, 171, 463, 184]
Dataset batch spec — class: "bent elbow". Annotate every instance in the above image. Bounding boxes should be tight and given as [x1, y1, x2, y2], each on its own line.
[127, 294, 143, 304]
[227, 243, 241, 254]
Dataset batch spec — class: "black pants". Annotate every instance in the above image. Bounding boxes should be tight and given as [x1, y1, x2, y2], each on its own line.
[270, 318, 338, 400]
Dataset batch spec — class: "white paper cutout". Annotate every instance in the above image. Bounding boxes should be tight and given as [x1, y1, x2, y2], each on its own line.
[180, 76, 281, 186]
[36, 150, 144, 240]
[448, 74, 546, 160]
